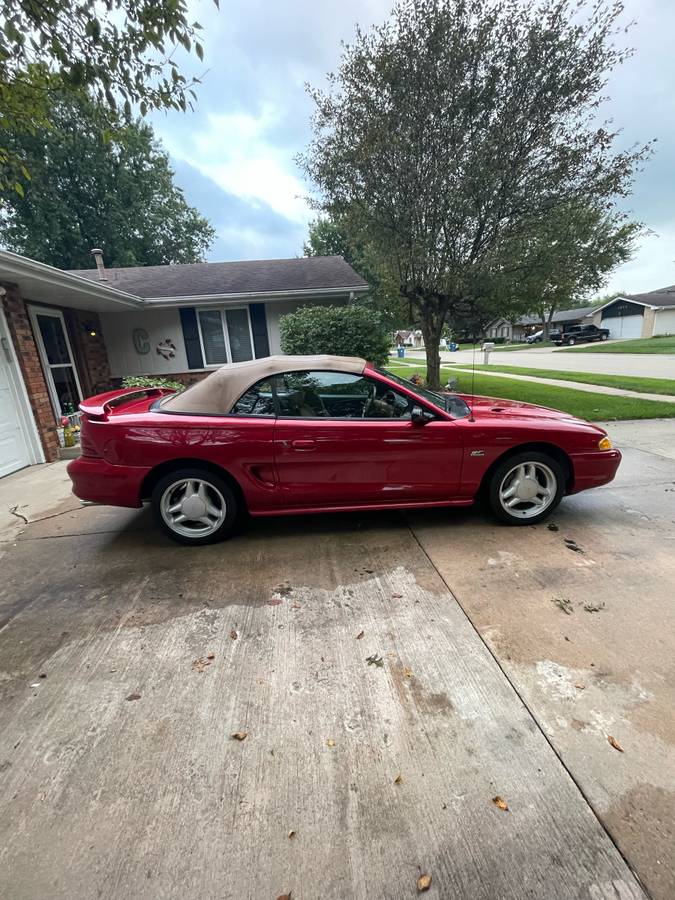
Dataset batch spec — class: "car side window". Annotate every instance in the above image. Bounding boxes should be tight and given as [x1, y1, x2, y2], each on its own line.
[230, 378, 276, 416]
[276, 371, 412, 419]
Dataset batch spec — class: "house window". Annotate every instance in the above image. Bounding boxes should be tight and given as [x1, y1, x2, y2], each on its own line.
[197, 307, 255, 366]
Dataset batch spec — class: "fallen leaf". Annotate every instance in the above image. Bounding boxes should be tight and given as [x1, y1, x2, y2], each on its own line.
[266, 598, 282, 606]
[291, 602, 302, 609]
[547, 523, 559, 532]
[288, 830, 296, 839]
[277, 893, 292, 900]
[564, 538, 584, 554]
[403, 666, 413, 678]
[327, 738, 336, 748]
[583, 601, 605, 613]
[206, 652, 215, 660]
[492, 795, 509, 811]
[356, 630, 364, 640]
[552, 596, 573, 615]
[39, 673, 47, 679]
[366, 653, 384, 668]
[232, 731, 248, 741]
[229, 629, 238, 640]
[417, 873, 432, 892]
[392, 592, 403, 598]
[125, 692, 141, 701]
[575, 683, 586, 690]
[394, 774, 403, 785]
[192, 657, 211, 672]
[607, 735, 624, 753]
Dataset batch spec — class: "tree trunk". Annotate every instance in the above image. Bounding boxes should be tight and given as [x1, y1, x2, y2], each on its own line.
[422, 316, 444, 391]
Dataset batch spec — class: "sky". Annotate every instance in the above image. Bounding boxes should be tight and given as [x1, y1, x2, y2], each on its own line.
[150, 0, 675, 296]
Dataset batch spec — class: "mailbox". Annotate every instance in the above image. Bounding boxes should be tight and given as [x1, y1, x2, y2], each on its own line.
[482, 341, 495, 364]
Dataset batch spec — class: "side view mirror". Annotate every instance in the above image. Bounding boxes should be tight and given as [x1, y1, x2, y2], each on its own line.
[411, 405, 434, 425]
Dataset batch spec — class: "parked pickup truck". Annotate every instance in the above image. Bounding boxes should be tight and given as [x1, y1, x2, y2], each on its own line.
[550, 324, 610, 346]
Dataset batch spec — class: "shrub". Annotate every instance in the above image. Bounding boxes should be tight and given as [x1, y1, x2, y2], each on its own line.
[122, 375, 185, 391]
[279, 304, 390, 366]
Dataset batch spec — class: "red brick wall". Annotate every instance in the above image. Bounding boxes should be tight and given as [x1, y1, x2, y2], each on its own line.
[0, 281, 60, 462]
[64, 309, 113, 397]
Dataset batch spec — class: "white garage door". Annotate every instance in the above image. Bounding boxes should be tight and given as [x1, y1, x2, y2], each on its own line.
[602, 314, 643, 340]
[654, 309, 675, 336]
[0, 315, 34, 478]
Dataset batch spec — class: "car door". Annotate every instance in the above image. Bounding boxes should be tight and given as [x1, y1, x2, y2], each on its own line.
[272, 370, 464, 509]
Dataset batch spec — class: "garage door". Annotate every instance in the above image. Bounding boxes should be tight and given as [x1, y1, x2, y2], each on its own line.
[0, 318, 32, 478]
[602, 314, 643, 340]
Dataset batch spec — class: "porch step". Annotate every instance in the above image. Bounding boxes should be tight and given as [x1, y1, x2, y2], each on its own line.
[57, 446, 80, 460]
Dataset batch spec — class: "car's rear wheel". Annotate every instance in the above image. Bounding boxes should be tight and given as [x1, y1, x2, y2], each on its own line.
[152, 468, 238, 545]
[488, 452, 564, 525]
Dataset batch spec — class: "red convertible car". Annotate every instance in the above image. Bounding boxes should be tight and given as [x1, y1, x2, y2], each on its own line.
[68, 355, 621, 544]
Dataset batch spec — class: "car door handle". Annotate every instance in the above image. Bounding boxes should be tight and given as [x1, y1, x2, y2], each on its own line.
[290, 439, 316, 450]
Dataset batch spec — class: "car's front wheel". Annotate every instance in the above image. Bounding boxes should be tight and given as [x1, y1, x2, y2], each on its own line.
[567, 337, 576, 346]
[488, 452, 564, 525]
[152, 468, 238, 545]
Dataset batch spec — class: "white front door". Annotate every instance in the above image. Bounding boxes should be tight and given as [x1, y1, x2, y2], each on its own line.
[0, 312, 40, 477]
[28, 306, 83, 418]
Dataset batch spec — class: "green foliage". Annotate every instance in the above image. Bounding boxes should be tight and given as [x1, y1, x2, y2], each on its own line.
[1, 0, 216, 193]
[0, 75, 215, 268]
[304, 215, 408, 330]
[279, 304, 391, 366]
[122, 375, 185, 391]
[301, 0, 652, 388]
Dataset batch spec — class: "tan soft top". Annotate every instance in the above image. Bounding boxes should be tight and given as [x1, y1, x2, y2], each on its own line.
[161, 354, 368, 414]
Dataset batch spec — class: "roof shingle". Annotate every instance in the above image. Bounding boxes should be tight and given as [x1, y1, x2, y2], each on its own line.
[66, 255, 369, 300]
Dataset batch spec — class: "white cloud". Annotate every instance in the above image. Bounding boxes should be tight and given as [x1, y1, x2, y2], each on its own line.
[604, 224, 675, 294]
[157, 106, 312, 227]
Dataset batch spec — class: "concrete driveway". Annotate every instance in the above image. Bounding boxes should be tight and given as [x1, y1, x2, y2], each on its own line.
[1, 421, 673, 899]
[405, 347, 675, 378]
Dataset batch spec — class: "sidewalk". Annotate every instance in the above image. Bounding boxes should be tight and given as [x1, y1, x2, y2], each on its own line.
[0, 461, 77, 543]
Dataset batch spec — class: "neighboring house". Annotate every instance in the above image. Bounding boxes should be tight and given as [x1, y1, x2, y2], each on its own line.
[0, 249, 368, 476]
[589, 287, 675, 339]
[486, 288, 675, 343]
[394, 329, 424, 348]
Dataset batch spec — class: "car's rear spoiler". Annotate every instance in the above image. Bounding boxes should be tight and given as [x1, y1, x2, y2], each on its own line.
[79, 387, 176, 419]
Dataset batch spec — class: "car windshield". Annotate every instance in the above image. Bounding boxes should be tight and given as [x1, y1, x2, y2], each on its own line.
[374, 367, 471, 418]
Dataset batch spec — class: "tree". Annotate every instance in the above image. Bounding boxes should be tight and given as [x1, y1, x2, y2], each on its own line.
[279, 304, 391, 366]
[304, 216, 408, 330]
[1, 0, 216, 194]
[300, 0, 651, 389]
[0, 77, 215, 268]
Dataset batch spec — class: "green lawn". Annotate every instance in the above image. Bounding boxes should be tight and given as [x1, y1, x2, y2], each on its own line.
[458, 364, 675, 396]
[493, 341, 557, 351]
[563, 335, 675, 354]
[385, 365, 675, 421]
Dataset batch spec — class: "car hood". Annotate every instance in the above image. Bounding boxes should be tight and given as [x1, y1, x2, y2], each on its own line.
[461, 395, 605, 433]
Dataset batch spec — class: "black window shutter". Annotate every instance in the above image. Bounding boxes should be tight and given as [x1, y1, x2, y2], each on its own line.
[249, 303, 270, 358]
[180, 307, 204, 369]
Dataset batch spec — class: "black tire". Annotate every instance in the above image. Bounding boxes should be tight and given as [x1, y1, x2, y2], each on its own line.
[601, 334, 608, 341]
[151, 467, 239, 545]
[567, 337, 576, 346]
[488, 451, 565, 526]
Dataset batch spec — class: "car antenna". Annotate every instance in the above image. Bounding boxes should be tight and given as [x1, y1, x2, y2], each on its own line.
[468, 336, 477, 422]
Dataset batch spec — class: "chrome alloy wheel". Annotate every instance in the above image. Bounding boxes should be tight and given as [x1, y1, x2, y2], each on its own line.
[159, 478, 227, 538]
[498, 461, 557, 520]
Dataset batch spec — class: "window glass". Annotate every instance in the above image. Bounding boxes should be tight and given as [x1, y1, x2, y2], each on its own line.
[198, 310, 228, 365]
[373, 366, 470, 418]
[225, 308, 254, 362]
[230, 379, 275, 416]
[36, 314, 70, 365]
[276, 371, 413, 419]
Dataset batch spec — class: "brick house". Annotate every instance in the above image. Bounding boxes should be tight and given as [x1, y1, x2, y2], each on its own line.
[0, 249, 368, 477]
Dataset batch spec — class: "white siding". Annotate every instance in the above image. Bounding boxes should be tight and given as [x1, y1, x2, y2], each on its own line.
[100, 308, 189, 377]
[653, 309, 675, 336]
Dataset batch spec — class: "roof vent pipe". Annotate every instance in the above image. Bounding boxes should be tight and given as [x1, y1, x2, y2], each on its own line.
[91, 248, 107, 281]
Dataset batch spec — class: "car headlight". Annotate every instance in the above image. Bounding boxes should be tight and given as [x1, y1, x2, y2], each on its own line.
[598, 436, 612, 451]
